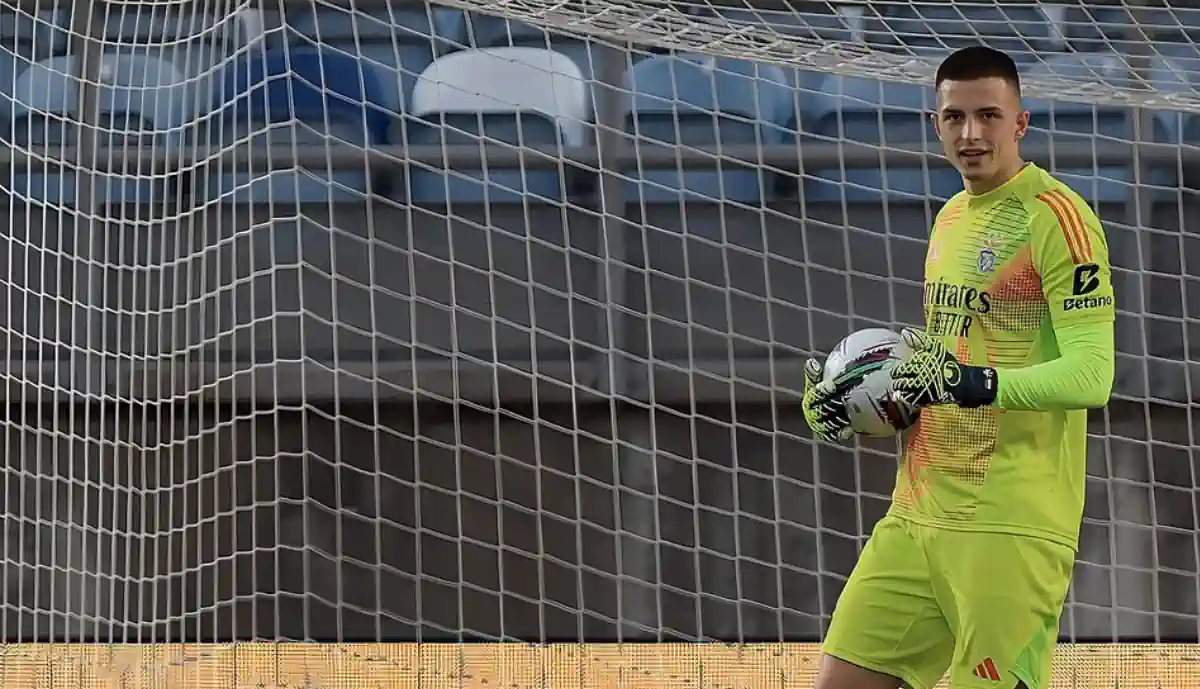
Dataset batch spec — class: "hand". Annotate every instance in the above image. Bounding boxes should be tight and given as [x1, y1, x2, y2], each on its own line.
[803, 357, 854, 443]
[888, 328, 998, 409]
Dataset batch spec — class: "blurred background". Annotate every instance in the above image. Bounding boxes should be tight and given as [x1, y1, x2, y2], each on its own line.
[0, 0, 1194, 646]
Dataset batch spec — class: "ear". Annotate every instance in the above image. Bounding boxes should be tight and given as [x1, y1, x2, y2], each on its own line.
[930, 111, 942, 139]
[1015, 109, 1030, 140]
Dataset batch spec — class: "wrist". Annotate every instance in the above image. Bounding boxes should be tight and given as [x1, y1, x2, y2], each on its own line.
[956, 365, 998, 408]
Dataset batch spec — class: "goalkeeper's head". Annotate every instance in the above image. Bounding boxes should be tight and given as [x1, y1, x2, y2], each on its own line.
[931, 46, 1030, 195]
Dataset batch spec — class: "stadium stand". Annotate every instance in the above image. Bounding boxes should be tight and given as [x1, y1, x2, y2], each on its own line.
[11, 53, 191, 204]
[872, 2, 1054, 59]
[0, 9, 67, 120]
[624, 53, 793, 203]
[405, 45, 592, 203]
[98, 7, 228, 85]
[288, 4, 466, 114]
[803, 73, 956, 204]
[203, 45, 391, 203]
[465, 13, 602, 81]
[1025, 53, 1180, 203]
[2, 3, 1183, 209]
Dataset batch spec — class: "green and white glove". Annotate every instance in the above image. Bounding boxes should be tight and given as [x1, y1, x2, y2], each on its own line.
[802, 358, 854, 443]
[887, 328, 998, 409]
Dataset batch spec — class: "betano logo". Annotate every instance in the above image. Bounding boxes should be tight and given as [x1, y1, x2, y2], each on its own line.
[1072, 263, 1101, 296]
[1064, 263, 1113, 311]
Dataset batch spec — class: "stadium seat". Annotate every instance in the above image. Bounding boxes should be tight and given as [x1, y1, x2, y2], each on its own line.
[95, 8, 275, 116]
[1066, 6, 1200, 48]
[715, 6, 869, 45]
[99, 8, 227, 86]
[466, 14, 603, 81]
[404, 47, 591, 204]
[710, 7, 849, 118]
[1023, 53, 1177, 203]
[875, 3, 1051, 63]
[0, 10, 68, 120]
[804, 74, 960, 203]
[10, 54, 191, 205]
[624, 54, 792, 203]
[289, 6, 466, 113]
[204, 46, 391, 203]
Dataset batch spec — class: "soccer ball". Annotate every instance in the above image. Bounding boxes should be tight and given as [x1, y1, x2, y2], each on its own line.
[823, 328, 919, 438]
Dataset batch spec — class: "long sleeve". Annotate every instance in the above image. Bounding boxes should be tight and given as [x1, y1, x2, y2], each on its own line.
[994, 321, 1114, 410]
[993, 187, 1117, 411]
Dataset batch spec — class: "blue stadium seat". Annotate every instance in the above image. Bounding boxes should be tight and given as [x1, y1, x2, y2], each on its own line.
[1023, 53, 1177, 203]
[289, 6, 466, 113]
[10, 54, 191, 205]
[804, 74, 959, 203]
[404, 47, 592, 203]
[98, 8, 231, 112]
[711, 8, 845, 97]
[205, 46, 391, 203]
[716, 6, 869, 45]
[876, 3, 1051, 62]
[624, 54, 792, 203]
[466, 15, 603, 81]
[0, 10, 68, 120]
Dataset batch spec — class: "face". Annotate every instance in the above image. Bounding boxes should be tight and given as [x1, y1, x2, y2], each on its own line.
[932, 76, 1029, 191]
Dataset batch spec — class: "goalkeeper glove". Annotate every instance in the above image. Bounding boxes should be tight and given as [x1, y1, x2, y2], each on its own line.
[803, 357, 854, 443]
[888, 328, 998, 409]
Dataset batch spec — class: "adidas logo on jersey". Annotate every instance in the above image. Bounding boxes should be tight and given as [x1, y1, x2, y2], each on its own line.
[972, 657, 1001, 681]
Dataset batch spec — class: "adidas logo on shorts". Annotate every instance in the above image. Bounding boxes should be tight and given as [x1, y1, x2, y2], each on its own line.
[972, 657, 1001, 681]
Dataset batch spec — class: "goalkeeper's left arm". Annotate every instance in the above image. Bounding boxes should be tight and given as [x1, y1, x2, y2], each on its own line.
[993, 322, 1112, 410]
[891, 322, 1112, 411]
[891, 191, 1115, 412]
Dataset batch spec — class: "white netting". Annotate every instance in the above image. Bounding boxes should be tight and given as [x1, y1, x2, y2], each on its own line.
[0, 0, 1194, 683]
[439, 0, 1200, 110]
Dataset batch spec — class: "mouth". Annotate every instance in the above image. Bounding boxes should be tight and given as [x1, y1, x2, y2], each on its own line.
[958, 149, 991, 162]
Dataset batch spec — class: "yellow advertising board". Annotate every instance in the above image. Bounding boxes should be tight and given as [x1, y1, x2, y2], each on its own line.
[0, 643, 1196, 688]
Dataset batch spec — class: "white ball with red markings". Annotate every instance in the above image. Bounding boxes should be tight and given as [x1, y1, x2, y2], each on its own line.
[822, 328, 919, 438]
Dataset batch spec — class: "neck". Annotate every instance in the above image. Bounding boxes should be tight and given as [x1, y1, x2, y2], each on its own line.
[965, 159, 1028, 196]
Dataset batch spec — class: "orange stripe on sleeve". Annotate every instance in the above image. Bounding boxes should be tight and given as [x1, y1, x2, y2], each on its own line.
[1035, 191, 1085, 264]
[1046, 189, 1093, 260]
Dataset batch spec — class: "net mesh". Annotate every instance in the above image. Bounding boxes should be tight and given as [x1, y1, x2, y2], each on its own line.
[439, 0, 1200, 110]
[0, 0, 1195, 681]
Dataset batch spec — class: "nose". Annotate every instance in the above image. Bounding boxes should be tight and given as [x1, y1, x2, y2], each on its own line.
[962, 116, 982, 141]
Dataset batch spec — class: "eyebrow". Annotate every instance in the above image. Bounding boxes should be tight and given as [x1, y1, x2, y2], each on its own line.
[939, 105, 1005, 115]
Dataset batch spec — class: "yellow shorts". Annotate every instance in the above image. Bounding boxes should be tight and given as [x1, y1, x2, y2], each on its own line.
[821, 515, 1074, 689]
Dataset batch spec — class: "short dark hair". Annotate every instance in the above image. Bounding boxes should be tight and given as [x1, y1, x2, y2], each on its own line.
[935, 46, 1021, 96]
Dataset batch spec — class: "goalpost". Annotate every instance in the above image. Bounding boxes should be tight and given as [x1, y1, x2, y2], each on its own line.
[0, 0, 1196, 686]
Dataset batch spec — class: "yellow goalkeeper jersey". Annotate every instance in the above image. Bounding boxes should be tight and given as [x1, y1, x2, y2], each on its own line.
[890, 163, 1115, 551]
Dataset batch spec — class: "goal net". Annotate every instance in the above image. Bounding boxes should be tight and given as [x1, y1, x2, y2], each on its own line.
[0, 0, 1197, 685]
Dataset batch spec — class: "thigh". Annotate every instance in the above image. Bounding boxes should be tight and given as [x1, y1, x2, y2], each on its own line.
[929, 530, 1074, 689]
[822, 516, 954, 689]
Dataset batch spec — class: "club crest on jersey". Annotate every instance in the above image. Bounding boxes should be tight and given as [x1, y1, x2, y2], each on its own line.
[977, 234, 1001, 273]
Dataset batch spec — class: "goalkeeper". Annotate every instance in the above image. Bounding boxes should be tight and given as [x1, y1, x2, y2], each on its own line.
[803, 47, 1115, 689]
